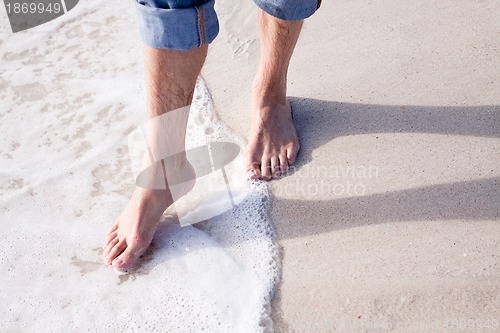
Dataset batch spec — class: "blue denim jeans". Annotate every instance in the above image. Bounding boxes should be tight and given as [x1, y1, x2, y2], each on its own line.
[134, 0, 321, 50]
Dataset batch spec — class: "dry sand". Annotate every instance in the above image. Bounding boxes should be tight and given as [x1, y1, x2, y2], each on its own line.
[204, 0, 500, 331]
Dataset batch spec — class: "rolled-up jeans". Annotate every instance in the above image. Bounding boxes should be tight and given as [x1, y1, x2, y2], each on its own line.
[134, 0, 321, 50]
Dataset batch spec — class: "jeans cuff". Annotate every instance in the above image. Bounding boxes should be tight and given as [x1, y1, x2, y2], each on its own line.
[252, 0, 320, 21]
[134, 0, 219, 50]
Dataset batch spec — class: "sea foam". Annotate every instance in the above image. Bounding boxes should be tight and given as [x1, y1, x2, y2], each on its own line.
[0, 1, 278, 332]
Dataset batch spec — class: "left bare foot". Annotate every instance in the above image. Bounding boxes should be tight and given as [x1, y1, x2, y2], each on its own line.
[246, 91, 300, 180]
[246, 10, 303, 181]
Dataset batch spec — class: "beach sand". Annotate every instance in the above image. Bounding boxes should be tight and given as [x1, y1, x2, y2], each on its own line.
[204, 0, 500, 331]
[1, 0, 499, 331]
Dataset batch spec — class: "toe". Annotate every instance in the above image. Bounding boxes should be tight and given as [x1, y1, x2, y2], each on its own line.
[112, 247, 142, 270]
[246, 161, 261, 180]
[103, 236, 119, 257]
[107, 224, 118, 235]
[105, 240, 126, 265]
[261, 157, 272, 180]
[279, 153, 289, 175]
[270, 156, 281, 178]
[103, 231, 117, 249]
[286, 144, 300, 165]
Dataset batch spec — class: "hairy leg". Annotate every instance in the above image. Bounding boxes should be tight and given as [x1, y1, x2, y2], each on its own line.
[246, 9, 302, 180]
[103, 45, 207, 270]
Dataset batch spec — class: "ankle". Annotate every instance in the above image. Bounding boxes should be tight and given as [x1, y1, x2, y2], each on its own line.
[134, 187, 169, 206]
[252, 77, 287, 107]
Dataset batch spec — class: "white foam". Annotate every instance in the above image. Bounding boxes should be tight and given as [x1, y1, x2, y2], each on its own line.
[0, 2, 278, 332]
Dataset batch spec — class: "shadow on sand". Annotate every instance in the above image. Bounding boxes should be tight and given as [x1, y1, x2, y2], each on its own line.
[269, 98, 500, 332]
[272, 98, 500, 240]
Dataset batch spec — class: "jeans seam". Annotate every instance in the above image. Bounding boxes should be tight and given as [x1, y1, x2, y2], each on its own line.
[195, 6, 206, 46]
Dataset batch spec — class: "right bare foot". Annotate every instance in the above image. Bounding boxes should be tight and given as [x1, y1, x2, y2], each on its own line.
[104, 44, 207, 271]
[103, 159, 195, 271]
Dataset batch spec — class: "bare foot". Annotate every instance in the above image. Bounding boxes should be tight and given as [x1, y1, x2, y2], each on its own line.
[246, 96, 300, 180]
[103, 159, 195, 270]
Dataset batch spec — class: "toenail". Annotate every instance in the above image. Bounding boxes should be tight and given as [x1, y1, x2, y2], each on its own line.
[114, 267, 129, 275]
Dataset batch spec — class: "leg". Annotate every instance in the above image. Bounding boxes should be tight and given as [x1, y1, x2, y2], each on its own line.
[102, 0, 219, 270]
[246, 9, 303, 180]
[103, 45, 207, 270]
